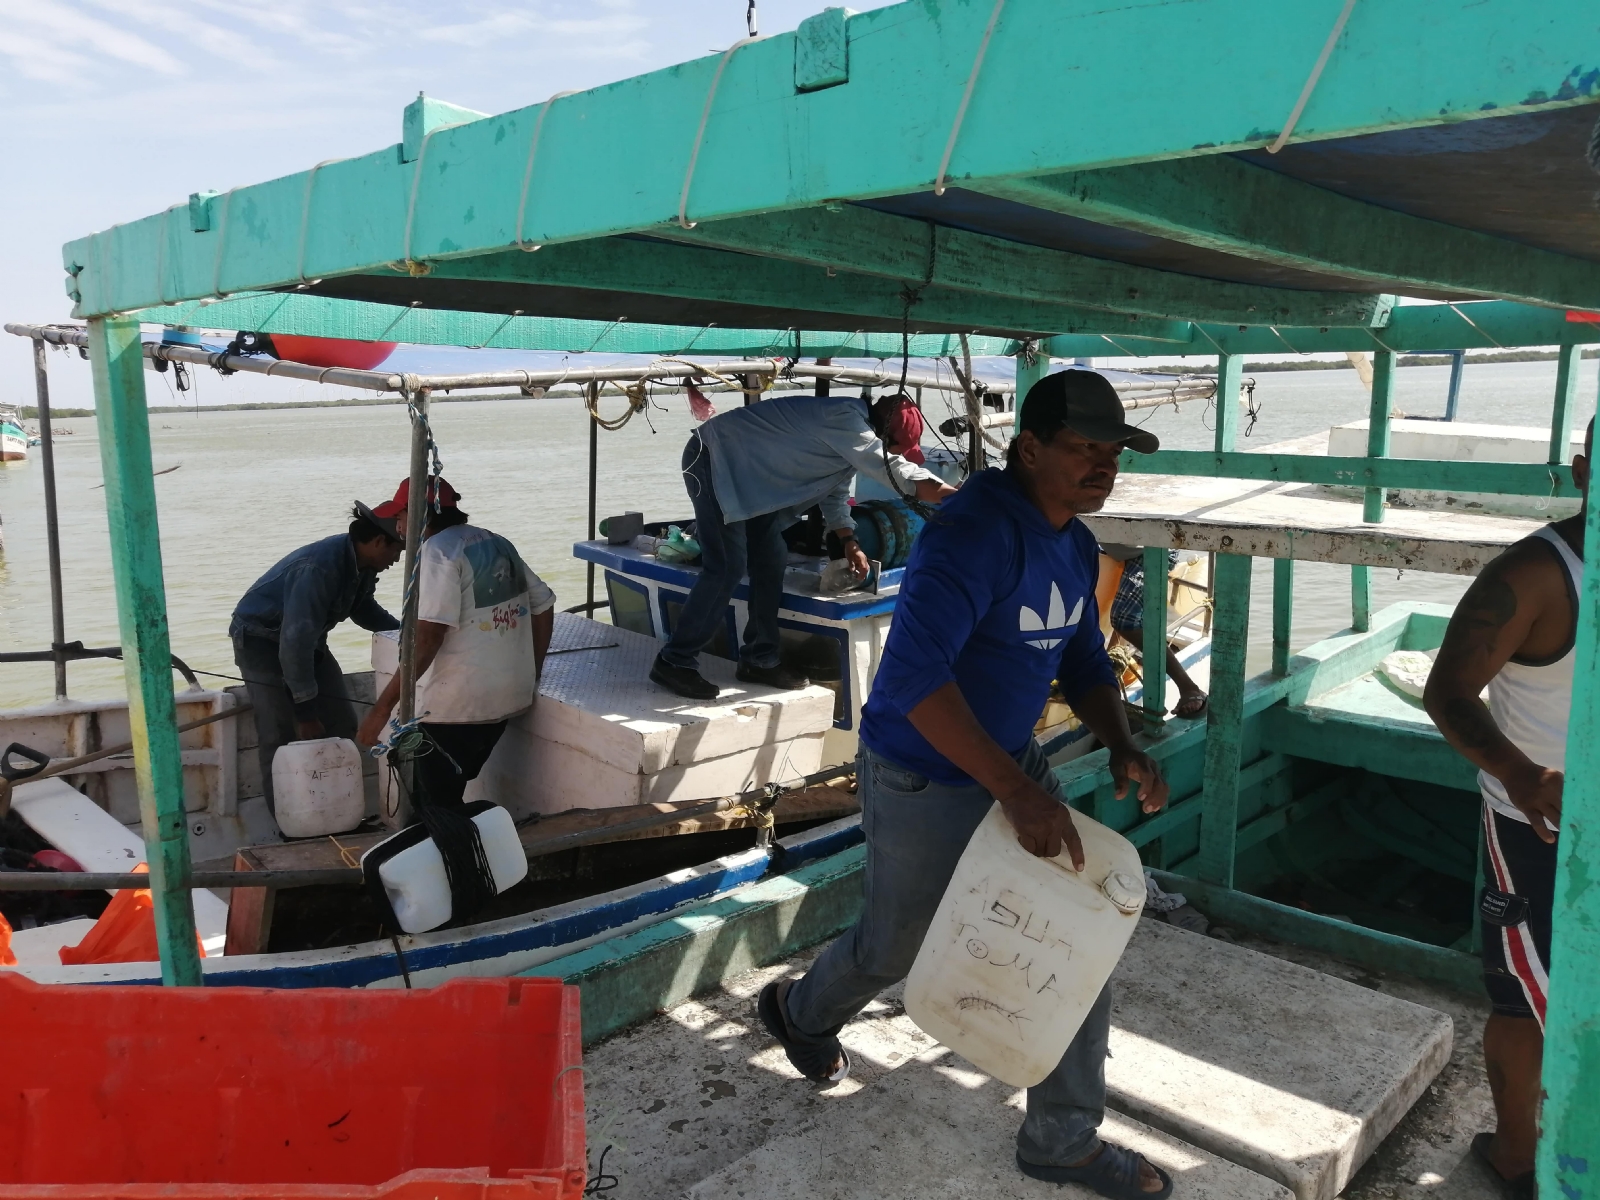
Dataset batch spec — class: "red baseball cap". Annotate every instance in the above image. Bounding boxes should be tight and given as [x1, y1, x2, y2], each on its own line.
[371, 476, 461, 519]
[879, 394, 926, 464]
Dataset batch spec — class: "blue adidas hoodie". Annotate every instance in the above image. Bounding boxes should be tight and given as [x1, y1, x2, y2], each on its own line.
[859, 467, 1116, 785]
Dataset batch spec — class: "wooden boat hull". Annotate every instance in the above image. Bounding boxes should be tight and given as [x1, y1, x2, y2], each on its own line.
[2, 816, 863, 988]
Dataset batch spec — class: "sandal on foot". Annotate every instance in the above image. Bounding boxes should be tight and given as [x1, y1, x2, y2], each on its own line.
[757, 979, 851, 1083]
[1017, 1143, 1173, 1200]
[1471, 1133, 1536, 1200]
[1173, 693, 1208, 719]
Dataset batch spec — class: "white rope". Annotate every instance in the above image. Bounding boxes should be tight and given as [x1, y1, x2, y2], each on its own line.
[296, 158, 349, 283]
[514, 91, 580, 251]
[210, 189, 237, 299]
[934, 0, 1008, 196]
[1447, 302, 1507, 349]
[1267, 325, 1304, 355]
[403, 123, 474, 264]
[678, 36, 764, 228]
[472, 309, 523, 350]
[1267, 0, 1358, 154]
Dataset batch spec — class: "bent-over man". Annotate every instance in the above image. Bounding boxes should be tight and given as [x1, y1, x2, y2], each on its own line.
[230, 501, 404, 813]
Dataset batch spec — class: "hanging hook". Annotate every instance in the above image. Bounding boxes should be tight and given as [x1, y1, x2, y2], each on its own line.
[747, 0, 758, 37]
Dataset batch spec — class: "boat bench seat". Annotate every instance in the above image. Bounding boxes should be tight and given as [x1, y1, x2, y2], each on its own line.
[1259, 673, 1477, 793]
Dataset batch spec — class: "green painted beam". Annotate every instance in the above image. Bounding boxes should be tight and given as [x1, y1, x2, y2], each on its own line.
[1150, 871, 1484, 995]
[1550, 343, 1582, 465]
[988, 155, 1600, 309]
[527, 846, 864, 1045]
[1260, 706, 1479, 792]
[1014, 349, 1049, 433]
[1197, 552, 1253, 887]
[1142, 545, 1169, 733]
[660, 206, 1390, 327]
[1123, 753, 1292, 848]
[135, 293, 1017, 359]
[1354, 350, 1396, 631]
[1044, 300, 1600, 358]
[408, 240, 1195, 340]
[1215, 354, 1243, 453]
[1538, 455, 1600, 1192]
[64, 2, 1600, 317]
[87, 316, 201, 988]
[1118, 449, 1578, 499]
[1272, 558, 1294, 676]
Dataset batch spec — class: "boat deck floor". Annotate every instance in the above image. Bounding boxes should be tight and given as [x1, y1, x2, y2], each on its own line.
[583, 918, 1479, 1200]
[1086, 470, 1544, 575]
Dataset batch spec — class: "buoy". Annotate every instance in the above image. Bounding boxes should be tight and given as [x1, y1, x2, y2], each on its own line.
[270, 335, 397, 370]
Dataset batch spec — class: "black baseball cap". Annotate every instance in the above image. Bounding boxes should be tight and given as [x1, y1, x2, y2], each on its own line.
[1019, 369, 1159, 454]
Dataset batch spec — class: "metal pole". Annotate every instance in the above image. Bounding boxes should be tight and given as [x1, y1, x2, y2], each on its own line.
[1549, 343, 1580, 465]
[586, 381, 599, 614]
[86, 315, 201, 987]
[815, 357, 831, 397]
[397, 389, 431, 727]
[31, 338, 67, 700]
[1141, 546, 1169, 734]
[1442, 349, 1464, 422]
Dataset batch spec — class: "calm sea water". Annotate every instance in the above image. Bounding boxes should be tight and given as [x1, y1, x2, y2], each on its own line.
[0, 358, 1591, 708]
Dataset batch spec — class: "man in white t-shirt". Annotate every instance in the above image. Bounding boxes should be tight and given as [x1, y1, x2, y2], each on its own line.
[358, 477, 556, 808]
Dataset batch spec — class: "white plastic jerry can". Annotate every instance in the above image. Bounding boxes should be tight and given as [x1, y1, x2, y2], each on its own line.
[904, 802, 1146, 1087]
[369, 804, 529, 934]
[270, 737, 366, 838]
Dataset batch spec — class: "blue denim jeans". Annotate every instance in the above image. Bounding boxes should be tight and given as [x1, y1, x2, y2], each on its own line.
[785, 740, 1112, 1165]
[659, 432, 789, 672]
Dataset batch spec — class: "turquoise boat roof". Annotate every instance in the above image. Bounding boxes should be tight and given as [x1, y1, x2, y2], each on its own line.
[60, 1, 1600, 349]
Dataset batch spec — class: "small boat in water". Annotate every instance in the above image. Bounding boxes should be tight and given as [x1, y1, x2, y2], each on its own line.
[0, 405, 27, 461]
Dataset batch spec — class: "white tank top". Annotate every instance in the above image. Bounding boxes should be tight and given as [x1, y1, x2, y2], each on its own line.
[1479, 525, 1581, 827]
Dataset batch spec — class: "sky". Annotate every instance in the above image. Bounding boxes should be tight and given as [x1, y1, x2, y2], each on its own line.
[0, 0, 899, 409]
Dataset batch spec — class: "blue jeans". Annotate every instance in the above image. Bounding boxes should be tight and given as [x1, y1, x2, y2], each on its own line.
[785, 740, 1112, 1165]
[659, 432, 789, 671]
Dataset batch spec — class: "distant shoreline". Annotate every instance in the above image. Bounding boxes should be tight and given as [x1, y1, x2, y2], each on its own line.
[21, 348, 1586, 418]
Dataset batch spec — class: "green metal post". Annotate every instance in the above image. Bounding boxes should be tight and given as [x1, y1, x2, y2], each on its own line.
[1196, 552, 1252, 887]
[1214, 354, 1242, 452]
[1549, 342, 1580, 465]
[87, 315, 202, 987]
[1537, 455, 1600, 1196]
[1352, 350, 1395, 632]
[1272, 557, 1294, 676]
[1014, 347, 1050, 432]
[1141, 546, 1169, 732]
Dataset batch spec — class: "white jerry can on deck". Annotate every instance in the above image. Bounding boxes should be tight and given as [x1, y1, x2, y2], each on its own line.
[904, 803, 1146, 1087]
[271, 737, 366, 838]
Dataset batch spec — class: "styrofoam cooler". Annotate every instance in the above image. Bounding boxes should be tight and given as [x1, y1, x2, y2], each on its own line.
[904, 803, 1146, 1087]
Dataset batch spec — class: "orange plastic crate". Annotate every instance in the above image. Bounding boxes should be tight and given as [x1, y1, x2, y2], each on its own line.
[0, 974, 585, 1199]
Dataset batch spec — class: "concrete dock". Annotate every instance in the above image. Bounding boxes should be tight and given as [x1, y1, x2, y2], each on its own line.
[581, 917, 1461, 1200]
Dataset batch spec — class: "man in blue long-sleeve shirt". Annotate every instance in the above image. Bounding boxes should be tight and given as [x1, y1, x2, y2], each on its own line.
[758, 371, 1176, 1198]
[230, 503, 404, 813]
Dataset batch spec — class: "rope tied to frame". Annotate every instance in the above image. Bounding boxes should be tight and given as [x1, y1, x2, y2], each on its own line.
[678, 36, 766, 228]
[934, 0, 1008, 195]
[1267, 0, 1359, 154]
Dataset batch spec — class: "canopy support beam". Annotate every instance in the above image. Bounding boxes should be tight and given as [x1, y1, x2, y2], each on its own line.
[87, 314, 201, 987]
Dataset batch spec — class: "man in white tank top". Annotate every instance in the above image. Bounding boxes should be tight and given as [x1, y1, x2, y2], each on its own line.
[1424, 418, 1591, 1197]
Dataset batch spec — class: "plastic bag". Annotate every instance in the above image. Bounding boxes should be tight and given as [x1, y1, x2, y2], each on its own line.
[59, 864, 206, 966]
[654, 525, 702, 565]
[686, 381, 717, 422]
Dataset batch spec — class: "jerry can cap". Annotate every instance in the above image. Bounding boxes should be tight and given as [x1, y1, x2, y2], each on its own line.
[1101, 869, 1144, 914]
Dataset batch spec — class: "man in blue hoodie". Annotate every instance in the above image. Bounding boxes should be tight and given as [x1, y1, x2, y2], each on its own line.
[759, 370, 1173, 1199]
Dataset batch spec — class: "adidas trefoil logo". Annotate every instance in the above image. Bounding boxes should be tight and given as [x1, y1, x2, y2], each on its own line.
[1019, 582, 1084, 650]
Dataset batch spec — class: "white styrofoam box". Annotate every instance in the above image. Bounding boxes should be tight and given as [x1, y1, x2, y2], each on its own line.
[374, 616, 836, 817]
[519, 730, 826, 814]
[10, 778, 230, 956]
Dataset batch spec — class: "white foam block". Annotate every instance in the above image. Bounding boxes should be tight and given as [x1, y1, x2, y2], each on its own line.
[11, 778, 229, 955]
[1107, 919, 1454, 1200]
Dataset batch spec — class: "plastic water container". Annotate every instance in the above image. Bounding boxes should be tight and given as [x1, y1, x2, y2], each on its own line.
[271, 737, 365, 837]
[370, 804, 529, 934]
[904, 802, 1146, 1087]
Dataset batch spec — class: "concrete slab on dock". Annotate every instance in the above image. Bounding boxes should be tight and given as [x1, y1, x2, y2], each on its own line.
[1108, 920, 1455, 1200]
[689, 1048, 1294, 1200]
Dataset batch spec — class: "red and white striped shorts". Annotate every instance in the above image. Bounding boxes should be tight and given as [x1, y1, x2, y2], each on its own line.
[1480, 806, 1556, 1026]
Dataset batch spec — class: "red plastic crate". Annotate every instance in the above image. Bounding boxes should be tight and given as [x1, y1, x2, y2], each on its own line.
[0, 974, 585, 1199]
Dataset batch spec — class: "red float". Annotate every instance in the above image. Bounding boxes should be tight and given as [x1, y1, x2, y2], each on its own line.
[272, 335, 398, 370]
